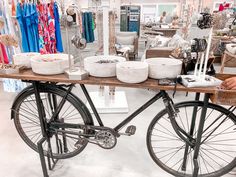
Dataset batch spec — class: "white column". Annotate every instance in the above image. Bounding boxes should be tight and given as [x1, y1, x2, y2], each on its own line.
[103, 6, 109, 55]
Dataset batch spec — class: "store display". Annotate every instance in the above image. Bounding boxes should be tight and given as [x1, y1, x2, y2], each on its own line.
[146, 58, 182, 79]
[120, 5, 141, 35]
[1, 1, 236, 177]
[16, 1, 63, 54]
[116, 61, 148, 83]
[31, 54, 73, 75]
[84, 55, 126, 77]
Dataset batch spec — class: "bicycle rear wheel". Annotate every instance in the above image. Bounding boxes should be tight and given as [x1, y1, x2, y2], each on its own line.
[12, 85, 94, 159]
[147, 101, 236, 177]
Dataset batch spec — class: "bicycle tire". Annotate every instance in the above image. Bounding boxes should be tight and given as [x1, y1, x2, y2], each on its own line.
[147, 101, 236, 177]
[12, 84, 94, 159]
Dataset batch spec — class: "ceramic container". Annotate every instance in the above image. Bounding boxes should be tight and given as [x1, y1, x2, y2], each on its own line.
[31, 54, 73, 75]
[13, 52, 41, 68]
[116, 61, 148, 83]
[146, 58, 182, 79]
[84, 55, 126, 77]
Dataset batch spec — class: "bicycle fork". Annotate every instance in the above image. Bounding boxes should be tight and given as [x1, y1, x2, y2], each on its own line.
[162, 91, 210, 177]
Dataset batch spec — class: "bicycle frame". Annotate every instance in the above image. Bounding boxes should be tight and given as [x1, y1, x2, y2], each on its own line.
[47, 83, 197, 147]
[31, 81, 211, 177]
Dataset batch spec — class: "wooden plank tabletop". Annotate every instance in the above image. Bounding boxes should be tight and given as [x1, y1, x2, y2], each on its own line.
[0, 69, 224, 94]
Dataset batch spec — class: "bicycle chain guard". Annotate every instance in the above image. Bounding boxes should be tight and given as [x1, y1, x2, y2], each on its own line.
[95, 130, 117, 149]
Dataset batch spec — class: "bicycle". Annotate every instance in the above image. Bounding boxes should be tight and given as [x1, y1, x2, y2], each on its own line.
[11, 81, 236, 177]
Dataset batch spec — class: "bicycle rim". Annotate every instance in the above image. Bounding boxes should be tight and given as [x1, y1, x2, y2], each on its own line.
[147, 101, 236, 177]
[13, 86, 93, 159]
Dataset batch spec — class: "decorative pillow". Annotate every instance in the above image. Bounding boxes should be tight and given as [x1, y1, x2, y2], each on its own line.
[226, 43, 236, 55]
[168, 34, 189, 48]
[116, 36, 135, 45]
[158, 36, 171, 47]
[146, 36, 170, 48]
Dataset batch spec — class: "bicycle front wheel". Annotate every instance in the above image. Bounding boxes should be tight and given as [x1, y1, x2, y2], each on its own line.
[147, 101, 236, 177]
[12, 85, 94, 159]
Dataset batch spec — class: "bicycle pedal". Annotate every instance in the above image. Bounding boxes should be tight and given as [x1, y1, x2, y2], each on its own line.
[125, 125, 136, 136]
[75, 138, 88, 148]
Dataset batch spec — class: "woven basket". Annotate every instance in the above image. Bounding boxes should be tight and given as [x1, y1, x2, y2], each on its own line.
[211, 90, 236, 106]
[222, 51, 236, 67]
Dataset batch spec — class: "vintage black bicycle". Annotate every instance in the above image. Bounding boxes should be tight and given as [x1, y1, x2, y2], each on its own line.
[11, 81, 236, 177]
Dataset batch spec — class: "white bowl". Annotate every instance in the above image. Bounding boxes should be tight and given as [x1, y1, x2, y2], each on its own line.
[146, 58, 182, 79]
[31, 54, 74, 75]
[116, 61, 148, 83]
[84, 55, 126, 77]
[13, 52, 41, 68]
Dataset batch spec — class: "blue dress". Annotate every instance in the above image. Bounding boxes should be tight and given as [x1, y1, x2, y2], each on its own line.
[25, 3, 35, 52]
[16, 3, 29, 52]
[54, 2, 63, 52]
[30, 3, 39, 52]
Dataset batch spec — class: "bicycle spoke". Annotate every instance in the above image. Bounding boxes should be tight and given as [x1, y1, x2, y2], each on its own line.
[184, 107, 190, 133]
[155, 123, 183, 141]
[164, 145, 185, 164]
[18, 112, 39, 125]
[153, 128, 181, 139]
[199, 150, 209, 174]
[147, 102, 236, 177]
[60, 104, 73, 119]
[203, 144, 235, 158]
[203, 124, 235, 144]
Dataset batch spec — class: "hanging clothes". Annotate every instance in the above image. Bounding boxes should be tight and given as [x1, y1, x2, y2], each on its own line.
[25, 3, 36, 52]
[12, 0, 16, 16]
[37, 3, 49, 54]
[16, 2, 29, 52]
[15, 1, 63, 54]
[54, 2, 63, 52]
[82, 12, 95, 43]
[30, 3, 39, 52]
[1, 0, 27, 93]
[0, 43, 9, 64]
[47, 2, 57, 53]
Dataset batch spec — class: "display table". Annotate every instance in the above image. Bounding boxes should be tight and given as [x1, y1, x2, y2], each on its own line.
[0, 69, 235, 106]
[0, 69, 220, 93]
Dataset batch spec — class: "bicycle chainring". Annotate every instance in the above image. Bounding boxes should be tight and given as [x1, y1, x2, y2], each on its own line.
[95, 130, 117, 149]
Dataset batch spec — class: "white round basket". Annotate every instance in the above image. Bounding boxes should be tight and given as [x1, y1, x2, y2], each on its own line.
[13, 52, 41, 68]
[146, 58, 182, 79]
[116, 61, 148, 83]
[84, 55, 126, 77]
[31, 54, 74, 75]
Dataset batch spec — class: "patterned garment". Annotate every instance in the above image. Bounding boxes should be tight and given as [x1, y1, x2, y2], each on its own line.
[37, 3, 48, 54]
[47, 2, 56, 53]
[37, 3, 57, 54]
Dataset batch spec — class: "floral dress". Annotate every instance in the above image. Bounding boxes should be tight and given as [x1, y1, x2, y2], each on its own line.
[37, 3, 56, 54]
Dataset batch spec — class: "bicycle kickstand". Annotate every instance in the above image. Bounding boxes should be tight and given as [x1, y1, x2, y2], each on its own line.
[37, 137, 60, 177]
[38, 137, 49, 177]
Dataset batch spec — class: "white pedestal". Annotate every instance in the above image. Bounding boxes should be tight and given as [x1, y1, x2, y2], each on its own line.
[86, 90, 129, 114]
